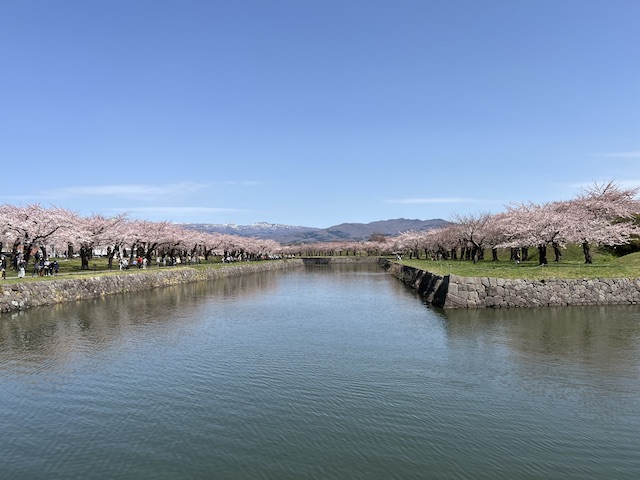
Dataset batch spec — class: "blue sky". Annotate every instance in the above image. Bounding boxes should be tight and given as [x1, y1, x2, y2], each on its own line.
[1, 1, 638, 228]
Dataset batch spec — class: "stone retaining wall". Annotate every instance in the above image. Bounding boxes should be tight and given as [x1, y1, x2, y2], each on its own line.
[0, 259, 304, 316]
[383, 261, 640, 308]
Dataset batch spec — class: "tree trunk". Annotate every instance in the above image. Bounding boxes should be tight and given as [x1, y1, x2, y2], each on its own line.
[11, 240, 20, 271]
[582, 241, 593, 264]
[145, 243, 159, 266]
[492, 247, 498, 261]
[538, 245, 548, 265]
[522, 247, 529, 261]
[552, 243, 562, 262]
[23, 241, 34, 266]
[107, 246, 115, 269]
[80, 246, 91, 270]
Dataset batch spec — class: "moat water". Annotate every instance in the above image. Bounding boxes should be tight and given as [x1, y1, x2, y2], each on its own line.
[1, 264, 639, 479]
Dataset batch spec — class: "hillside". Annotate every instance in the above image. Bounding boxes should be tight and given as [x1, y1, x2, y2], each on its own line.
[183, 218, 448, 244]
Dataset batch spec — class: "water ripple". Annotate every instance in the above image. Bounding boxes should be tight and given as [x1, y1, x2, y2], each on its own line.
[1, 266, 640, 479]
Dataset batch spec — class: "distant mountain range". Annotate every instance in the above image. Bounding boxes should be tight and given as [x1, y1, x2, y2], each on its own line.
[182, 218, 448, 244]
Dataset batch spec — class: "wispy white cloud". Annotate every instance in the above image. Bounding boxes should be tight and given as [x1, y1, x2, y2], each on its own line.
[598, 151, 640, 158]
[101, 206, 252, 219]
[120, 206, 248, 214]
[384, 197, 479, 204]
[44, 182, 208, 200]
[5, 180, 263, 203]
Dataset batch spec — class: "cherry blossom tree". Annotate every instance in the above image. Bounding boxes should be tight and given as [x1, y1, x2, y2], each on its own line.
[69, 213, 127, 269]
[1, 204, 76, 266]
[451, 212, 494, 263]
[137, 221, 176, 265]
[391, 230, 425, 259]
[0, 217, 11, 255]
[102, 218, 136, 269]
[188, 231, 223, 261]
[496, 202, 572, 265]
[156, 223, 190, 264]
[420, 226, 452, 260]
[570, 182, 640, 263]
[434, 223, 463, 260]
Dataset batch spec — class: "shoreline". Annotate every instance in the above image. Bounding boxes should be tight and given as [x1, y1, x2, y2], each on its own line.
[382, 260, 640, 308]
[0, 256, 384, 317]
[0, 259, 305, 316]
[8, 255, 632, 314]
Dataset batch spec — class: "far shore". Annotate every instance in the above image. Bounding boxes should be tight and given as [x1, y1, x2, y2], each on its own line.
[4, 253, 640, 315]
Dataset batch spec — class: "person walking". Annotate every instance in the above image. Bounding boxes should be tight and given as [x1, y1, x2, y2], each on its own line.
[18, 260, 26, 278]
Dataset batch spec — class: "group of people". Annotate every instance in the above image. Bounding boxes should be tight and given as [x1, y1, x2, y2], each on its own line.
[119, 255, 194, 269]
[1, 251, 216, 280]
[118, 256, 148, 270]
[0, 253, 59, 279]
[31, 257, 59, 277]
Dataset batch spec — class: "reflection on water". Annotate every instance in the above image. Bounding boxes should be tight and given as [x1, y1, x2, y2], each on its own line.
[442, 306, 640, 428]
[1, 265, 639, 480]
[443, 305, 640, 377]
[0, 272, 281, 370]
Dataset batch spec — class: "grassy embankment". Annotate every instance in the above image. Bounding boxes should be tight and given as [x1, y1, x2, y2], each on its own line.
[0, 257, 234, 285]
[3, 246, 639, 284]
[398, 244, 640, 280]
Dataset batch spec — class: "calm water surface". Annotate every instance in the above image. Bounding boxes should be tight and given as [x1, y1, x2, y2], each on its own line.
[1, 264, 639, 479]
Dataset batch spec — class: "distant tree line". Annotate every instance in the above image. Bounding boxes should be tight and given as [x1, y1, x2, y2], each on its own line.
[1, 182, 638, 270]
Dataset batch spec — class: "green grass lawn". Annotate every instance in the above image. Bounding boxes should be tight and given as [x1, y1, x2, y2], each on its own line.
[0, 256, 233, 285]
[397, 245, 640, 280]
[3, 246, 640, 284]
